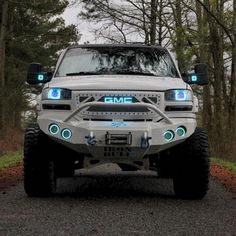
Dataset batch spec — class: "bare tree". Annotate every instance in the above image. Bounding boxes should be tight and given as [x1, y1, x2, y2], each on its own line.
[79, 0, 172, 45]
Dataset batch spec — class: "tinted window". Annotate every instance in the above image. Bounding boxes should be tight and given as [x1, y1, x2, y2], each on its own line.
[56, 47, 179, 78]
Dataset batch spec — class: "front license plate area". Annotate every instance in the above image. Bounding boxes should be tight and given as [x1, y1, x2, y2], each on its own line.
[105, 132, 132, 145]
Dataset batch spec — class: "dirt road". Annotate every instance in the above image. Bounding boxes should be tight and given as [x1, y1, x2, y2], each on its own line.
[0, 165, 235, 236]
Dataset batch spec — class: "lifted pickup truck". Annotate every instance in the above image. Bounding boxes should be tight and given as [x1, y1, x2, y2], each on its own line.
[24, 44, 210, 199]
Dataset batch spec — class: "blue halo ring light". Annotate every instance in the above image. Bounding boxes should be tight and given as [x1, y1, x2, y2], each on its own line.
[175, 90, 187, 101]
[49, 124, 60, 135]
[48, 88, 62, 100]
[165, 89, 192, 101]
[176, 126, 186, 137]
[163, 130, 175, 142]
[61, 128, 72, 140]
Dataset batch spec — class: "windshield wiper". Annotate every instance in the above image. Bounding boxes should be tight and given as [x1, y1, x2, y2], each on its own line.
[66, 71, 157, 76]
[114, 71, 156, 76]
[66, 72, 102, 76]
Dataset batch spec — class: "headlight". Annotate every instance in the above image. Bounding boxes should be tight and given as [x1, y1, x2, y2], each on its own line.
[42, 88, 71, 100]
[165, 89, 193, 101]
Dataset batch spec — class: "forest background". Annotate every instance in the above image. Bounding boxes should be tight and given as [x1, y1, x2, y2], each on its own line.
[0, 0, 236, 162]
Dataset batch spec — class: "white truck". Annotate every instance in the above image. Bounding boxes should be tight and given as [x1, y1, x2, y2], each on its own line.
[24, 44, 210, 199]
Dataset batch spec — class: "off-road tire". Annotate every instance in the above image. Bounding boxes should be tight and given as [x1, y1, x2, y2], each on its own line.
[173, 127, 210, 199]
[54, 145, 76, 178]
[24, 123, 56, 197]
[156, 150, 174, 178]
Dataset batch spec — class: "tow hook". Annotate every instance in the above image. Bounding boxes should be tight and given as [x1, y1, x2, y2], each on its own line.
[85, 132, 97, 146]
[141, 132, 152, 149]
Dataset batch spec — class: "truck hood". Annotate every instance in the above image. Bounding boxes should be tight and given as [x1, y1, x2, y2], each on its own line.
[48, 75, 187, 91]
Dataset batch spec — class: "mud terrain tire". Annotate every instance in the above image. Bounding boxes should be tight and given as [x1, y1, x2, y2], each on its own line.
[173, 127, 210, 199]
[24, 123, 56, 197]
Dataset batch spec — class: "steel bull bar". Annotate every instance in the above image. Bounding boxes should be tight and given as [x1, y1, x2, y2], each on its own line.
[62, 102, 173, 148]
[63, 102, 173, 124]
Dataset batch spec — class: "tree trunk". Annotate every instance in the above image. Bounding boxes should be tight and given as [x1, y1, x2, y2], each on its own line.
[229, 0, 236, 133]
[174, 0, 186, 73]
[207, 0, 224, 155]
[150, 0, 157, 45]
[196, 0, 213, 133]
[157, 0, 163, 46]
[0, 0, 8, 128]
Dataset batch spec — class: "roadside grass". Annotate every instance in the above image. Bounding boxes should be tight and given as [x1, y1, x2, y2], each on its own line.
[0, 152, 236, 174]
[0, 151, 22, 171]
[211, 157, 236, 174]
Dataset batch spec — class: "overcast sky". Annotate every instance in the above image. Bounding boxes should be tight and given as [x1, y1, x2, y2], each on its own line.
[61, 4, 99, 44]
[61, 2, 144, 44]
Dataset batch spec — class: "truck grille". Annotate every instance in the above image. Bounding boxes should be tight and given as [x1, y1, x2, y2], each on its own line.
[74, 91, 163, 121]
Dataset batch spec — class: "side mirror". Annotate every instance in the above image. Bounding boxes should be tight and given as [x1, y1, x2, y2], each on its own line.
[27, 63, 53, 85]
[183, 63, 209, 85]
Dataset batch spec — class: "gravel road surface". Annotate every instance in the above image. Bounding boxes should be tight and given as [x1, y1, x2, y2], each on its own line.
[0, 164, 235, 236]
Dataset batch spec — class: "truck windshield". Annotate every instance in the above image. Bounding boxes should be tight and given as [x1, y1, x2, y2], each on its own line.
[56, 46, 179, 78]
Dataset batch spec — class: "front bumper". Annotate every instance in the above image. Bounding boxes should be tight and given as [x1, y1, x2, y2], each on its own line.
[38, 102, 196, 158]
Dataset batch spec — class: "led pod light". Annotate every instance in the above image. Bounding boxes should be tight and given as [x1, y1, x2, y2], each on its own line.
[61, 128, 72, 140]
[49, 124, 60, 135]
[176, 126, 186, 137]
[164, 130, 175, 142]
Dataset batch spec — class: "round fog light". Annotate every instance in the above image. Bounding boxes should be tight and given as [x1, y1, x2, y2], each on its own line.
[176, 126, 186, 137]
[164, 130, 174, 142]
[61, 128, 72, 140]
[49, 124, 60, 135]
